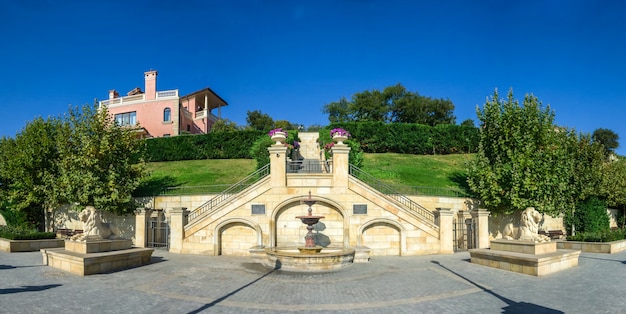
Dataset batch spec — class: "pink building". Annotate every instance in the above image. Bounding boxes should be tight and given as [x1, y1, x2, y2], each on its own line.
[99, 70, 228, 137]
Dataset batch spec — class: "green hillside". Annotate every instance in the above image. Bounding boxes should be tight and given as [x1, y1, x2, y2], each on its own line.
[136, 153, 474, 196]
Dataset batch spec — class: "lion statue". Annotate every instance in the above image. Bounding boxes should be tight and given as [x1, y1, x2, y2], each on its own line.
[501, 207, 550, 242]
[71, 206, 120, 241]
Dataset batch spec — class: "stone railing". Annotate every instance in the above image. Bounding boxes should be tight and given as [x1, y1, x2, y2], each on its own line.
[100, 89, 179, 107]
[186, 164, 270, 224]
[349, 165, 437, 229]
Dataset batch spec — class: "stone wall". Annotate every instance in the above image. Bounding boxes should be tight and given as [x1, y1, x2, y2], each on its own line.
[49, 205, 136, 243]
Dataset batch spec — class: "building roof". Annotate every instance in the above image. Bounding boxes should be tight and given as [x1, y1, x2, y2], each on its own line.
[181, 87, 229, 107]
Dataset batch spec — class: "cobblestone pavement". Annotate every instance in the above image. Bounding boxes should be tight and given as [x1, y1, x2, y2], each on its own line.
[1, 249, 626, 313]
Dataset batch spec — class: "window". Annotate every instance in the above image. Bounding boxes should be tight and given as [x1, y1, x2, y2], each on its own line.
[163, 107, 171, 122]
[187, 124, 191, 132]
[114, 111, 136, 126]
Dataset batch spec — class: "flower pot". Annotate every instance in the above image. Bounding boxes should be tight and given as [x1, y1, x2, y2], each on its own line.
[332, 134, 348, 145]
[271, 132, 287, 145]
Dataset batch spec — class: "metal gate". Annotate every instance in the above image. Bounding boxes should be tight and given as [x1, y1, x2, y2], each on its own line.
[147, 211, 169, 250]
[453, 218, 476, 251]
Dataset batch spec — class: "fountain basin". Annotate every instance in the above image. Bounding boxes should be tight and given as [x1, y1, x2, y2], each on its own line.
[264, 247, 355, 272]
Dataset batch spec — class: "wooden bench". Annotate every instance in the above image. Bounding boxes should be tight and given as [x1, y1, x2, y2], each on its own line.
[547, 230, 564, 239]
[55, 229, 84, 238]
[56, 228, 71, 238]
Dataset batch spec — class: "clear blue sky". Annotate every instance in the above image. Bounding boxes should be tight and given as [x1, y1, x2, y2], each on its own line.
[1, 1, 625, 154]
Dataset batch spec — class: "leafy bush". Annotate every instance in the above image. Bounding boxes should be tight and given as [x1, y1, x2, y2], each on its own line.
[248, 132, 300, 170]
[565, 197, 610, 234]
[567, 229, 626, 242]
[0, 225, 56, 240]
[318, 127, 364, 168]
[249, 135, 274, 170]
[0, 208, 32, 229]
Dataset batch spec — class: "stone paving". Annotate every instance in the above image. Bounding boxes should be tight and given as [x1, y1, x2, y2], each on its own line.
[1, 249, 626, 313]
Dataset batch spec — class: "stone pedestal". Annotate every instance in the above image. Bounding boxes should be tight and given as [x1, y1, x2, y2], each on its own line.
[469, 239, 580, 276]
[436, 208, 454, 254]
[41, 238, 153, 276]
[134, 208, 152, 248]
[354, 246, 371, 263]
[168, 207, 187, 254]
[471, 208, 490, 249]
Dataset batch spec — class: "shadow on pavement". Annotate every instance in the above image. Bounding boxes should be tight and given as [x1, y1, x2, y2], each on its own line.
[579, 255, 626, 264]
[187, 260, 281, 313]
[0, 264, 41, 270]
[431, 260, 564, 314]
[0, 284, 62, 295]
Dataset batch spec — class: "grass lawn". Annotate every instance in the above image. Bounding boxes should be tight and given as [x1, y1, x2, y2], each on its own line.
[136, 153, 474, 196]
[360, 153, 473, 189]
[136, 159, 256, 195]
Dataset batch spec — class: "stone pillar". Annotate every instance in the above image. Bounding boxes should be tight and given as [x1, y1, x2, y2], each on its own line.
[168, 207, 188, 254]
[436, 208, 454, 254]
[471, 208, 491, 248]
[331, 144, 351, 188]
[268, 145, 287, 187]
[134, 208, 153, 248]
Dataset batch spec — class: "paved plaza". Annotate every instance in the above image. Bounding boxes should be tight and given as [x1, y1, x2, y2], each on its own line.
[1, 249, 625, 313]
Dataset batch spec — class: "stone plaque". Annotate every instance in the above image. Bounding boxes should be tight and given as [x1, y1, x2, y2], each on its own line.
[251, 204, 266, 215]
[353, 204, 367, 215]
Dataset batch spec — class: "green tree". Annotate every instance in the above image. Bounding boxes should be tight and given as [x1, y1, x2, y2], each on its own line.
[0, 117, 63, 229]
[466, 89, 577, 217]
[460, 119, 475, 127]
[211, 119, 239, 132]
[55, 104, 147, 214]
[323, 84, 456, 126]
[246, 110, 274, 131]
[592, 128, 619, 156]
[350, 89, 388, 122]
[322, 97, 352, 123]
[274, 120, 294, 130]
[601, 158, 626, 208]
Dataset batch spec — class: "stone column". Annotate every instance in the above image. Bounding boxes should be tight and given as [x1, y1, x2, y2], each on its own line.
[134, 208, 153, 248]
[436, 208, 454, 254]
[268, 145, 288, 187]
[471, 208, 491, 249]
[168, 207, 188, 254]
[331, 144, 351, 188]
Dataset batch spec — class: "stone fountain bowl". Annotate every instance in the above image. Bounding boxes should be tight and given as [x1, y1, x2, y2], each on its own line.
[295, 215, 325, 225]
[264, 247, 355, 272]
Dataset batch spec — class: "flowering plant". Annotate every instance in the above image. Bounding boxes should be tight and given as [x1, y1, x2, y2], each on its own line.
[330, 128, 350, 138]
[268, 128, 288, 137]
[292, 140, 300, 149]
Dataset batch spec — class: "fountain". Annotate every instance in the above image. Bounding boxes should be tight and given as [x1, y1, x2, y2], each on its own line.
[295, 192, 325, 254]
[263, 192, 355, 272]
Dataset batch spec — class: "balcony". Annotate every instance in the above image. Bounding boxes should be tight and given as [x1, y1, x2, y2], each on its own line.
[99, 89, 179, 107]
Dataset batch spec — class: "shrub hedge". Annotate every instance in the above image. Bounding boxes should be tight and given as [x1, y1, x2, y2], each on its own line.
[145, 130, 265, 161]
[566, 228, 626, 242]
[0, 225, 56, 240]
[565, 197, 610, 234]
[325, 122, 478, 154]
[144, 123, 479, 162]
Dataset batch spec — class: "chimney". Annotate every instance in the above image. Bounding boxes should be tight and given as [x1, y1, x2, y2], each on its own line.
[109, 89, 119, 99]
[144, 70, 157, 100]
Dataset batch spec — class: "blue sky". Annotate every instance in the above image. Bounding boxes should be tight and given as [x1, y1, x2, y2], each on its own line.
[1, 1, 625, 154]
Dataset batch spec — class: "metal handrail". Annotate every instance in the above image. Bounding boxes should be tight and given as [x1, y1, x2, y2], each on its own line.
[286, 160, 332, 173]
[186, 164, 270, 224]
[349, 165, 438, 229]
[385, 185, 468, 197]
